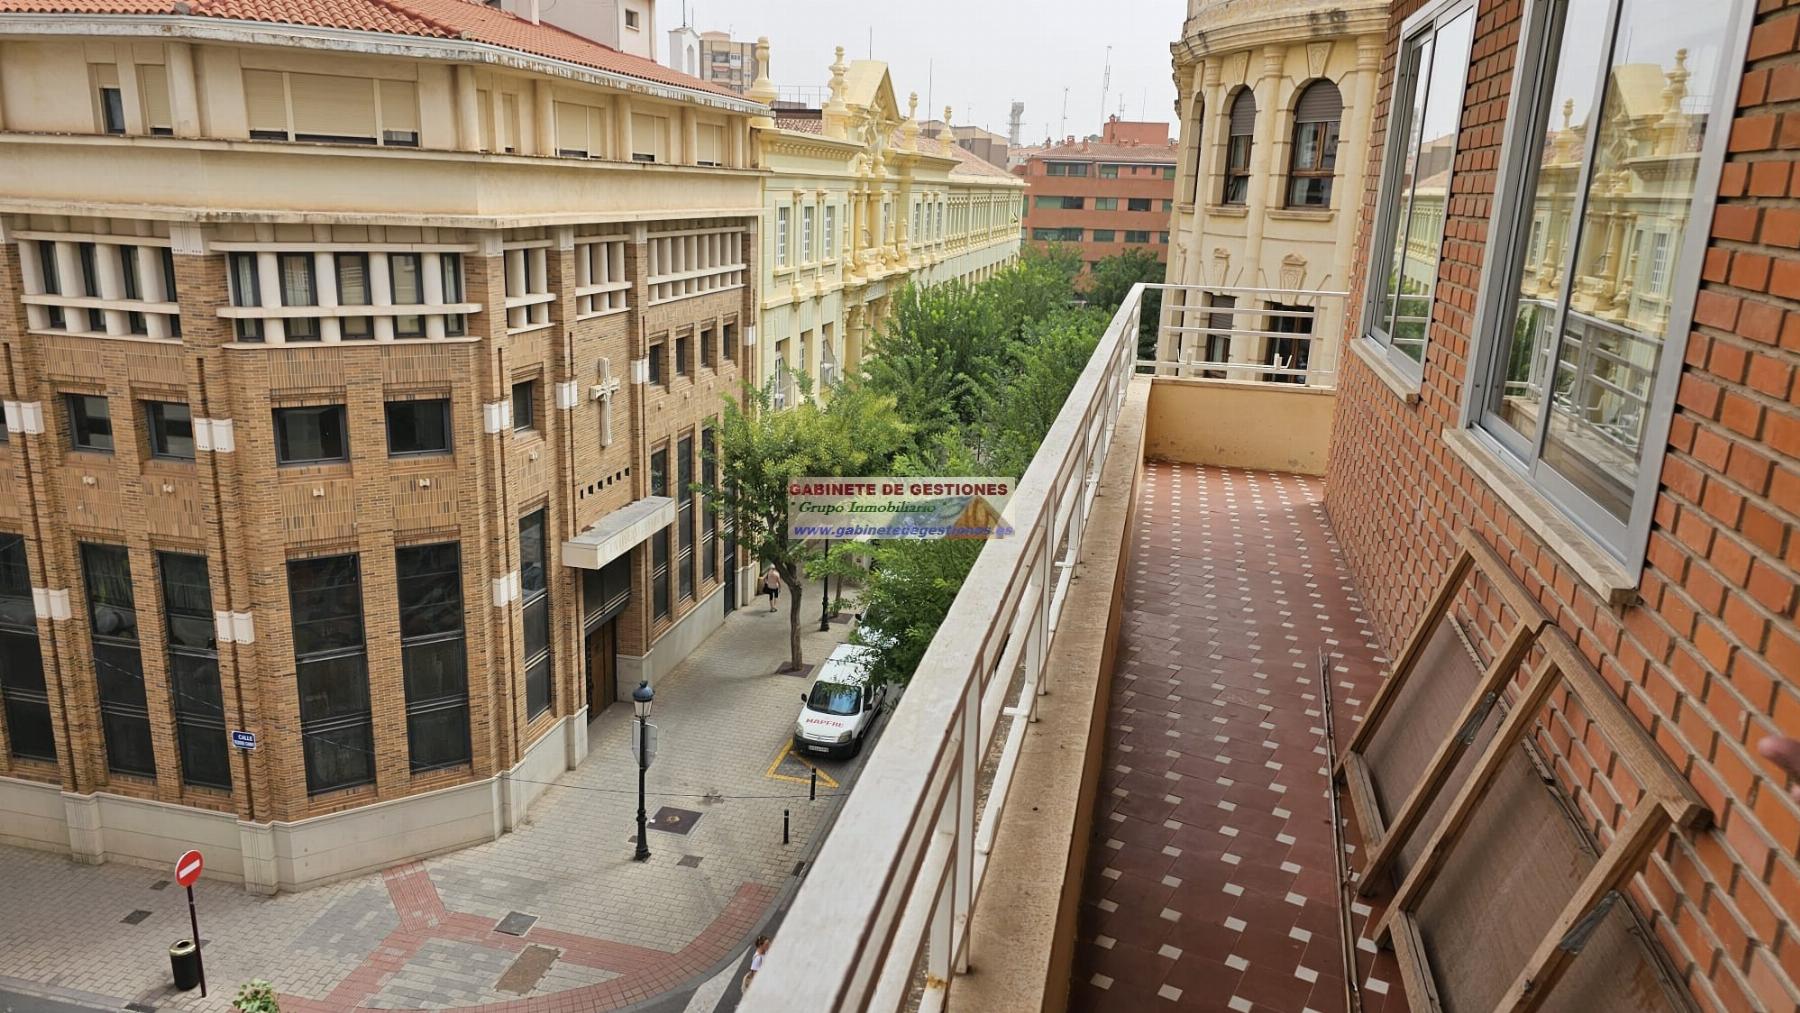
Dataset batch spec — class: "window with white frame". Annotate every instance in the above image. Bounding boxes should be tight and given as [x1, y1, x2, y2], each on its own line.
[503, 242, 553, 333]
[218, 246, 474, 343]
[243, 70, 419, 147]
[17, 234, 180, 339]
[1470, 0, 1739, 561]
[801, 205, 815, 263]
[575, 233, 629, 318]
[823, 204, 837, 259]
[775, 206, 791, 268]
[1362, 0, 1477, 371]
[646, 225, 747, 304]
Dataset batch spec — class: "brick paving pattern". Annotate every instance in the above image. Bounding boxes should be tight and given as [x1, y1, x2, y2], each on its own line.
[0, 583, 860, 1011]
[1070, 464, 1409, 1012]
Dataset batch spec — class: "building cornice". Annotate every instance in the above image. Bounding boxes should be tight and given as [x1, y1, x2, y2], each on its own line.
[1171, 3, 1389, 66]
[0, 13, 769, 115]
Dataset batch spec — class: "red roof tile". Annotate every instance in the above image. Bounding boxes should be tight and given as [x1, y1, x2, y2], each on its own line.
[0, 0, 748, 100]
[1032, 139, 1178, 164]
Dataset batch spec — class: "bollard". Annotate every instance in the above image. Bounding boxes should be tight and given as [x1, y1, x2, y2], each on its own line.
[783, 808, 791, 845]
[810, 767, 818, 801]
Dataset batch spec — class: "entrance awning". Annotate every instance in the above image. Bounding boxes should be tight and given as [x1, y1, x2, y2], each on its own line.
[561, 496, 675, 570]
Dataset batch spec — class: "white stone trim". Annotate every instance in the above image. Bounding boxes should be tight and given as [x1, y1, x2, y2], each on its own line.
[231, 612, 255, 644]
[192, 418, 236, 453]
[555, 380, 580, 410]
[491, 570, 520, 606]
[483, 400, 514, 434]
[214, 610, 234, 643]
[34, 588, 71, 621]
[631, 357, 650, 384]
[4, 400, 44, 435]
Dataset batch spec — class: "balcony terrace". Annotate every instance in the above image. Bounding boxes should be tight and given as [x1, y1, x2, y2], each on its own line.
[743, 283, 1691, 1013]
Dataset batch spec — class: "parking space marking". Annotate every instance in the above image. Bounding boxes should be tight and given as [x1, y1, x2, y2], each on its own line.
[765, 740, 841, 787]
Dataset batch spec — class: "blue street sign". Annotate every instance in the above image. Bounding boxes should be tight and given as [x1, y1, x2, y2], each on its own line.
[230, 730, 257, 750]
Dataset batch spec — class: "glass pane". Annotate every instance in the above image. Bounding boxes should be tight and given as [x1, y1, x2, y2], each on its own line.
[1538, 0, 1729, 523]
[1382, 8, 1475, 361]
[403, 637, 468, 703]
[1486, 0, 1613, 441]
[525, 655, 551, 717]
[407, 703, 470, 771]
[150, 402, 194, 459]
[304, 721, 373, 792]
[0, 628, 47, 694]
[279, 254, 316, 306]
[519, 511, 546, 595]
[102, 708, 156, 776]
[3, 693, 56, 761]
[297, 653, 370, 722]
[336, 254, 370, 304]
[176, 716, 232, 789]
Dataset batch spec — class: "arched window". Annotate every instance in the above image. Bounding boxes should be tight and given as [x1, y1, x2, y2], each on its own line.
[1185, 95, 1205, 204]
[1223, 89, 1256, 205]
[1287, 81, 1342, 207]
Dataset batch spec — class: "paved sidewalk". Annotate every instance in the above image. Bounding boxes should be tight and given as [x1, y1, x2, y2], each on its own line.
[0, 582, 869, 1012]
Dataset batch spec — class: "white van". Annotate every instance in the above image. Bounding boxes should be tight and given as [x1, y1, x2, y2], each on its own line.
[793, 644, 886, 759]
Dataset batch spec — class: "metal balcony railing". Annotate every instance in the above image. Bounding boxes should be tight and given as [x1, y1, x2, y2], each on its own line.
[1141, 283, 1350, 387]
[742, 281, 1341, 1011]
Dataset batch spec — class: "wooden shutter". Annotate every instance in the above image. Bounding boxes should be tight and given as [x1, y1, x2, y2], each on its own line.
[139, 65, 172, 131]
[289, 73, 376, 139]
[1229, 89, 1257, 136]
[243, 69, 288, 134]
[379, 79, 418, 136]
[555, 102, 588, 154]
[1294, 81, 1342, 124]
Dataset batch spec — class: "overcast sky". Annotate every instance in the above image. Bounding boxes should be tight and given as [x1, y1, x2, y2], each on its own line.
[675, 0, 1187, 142]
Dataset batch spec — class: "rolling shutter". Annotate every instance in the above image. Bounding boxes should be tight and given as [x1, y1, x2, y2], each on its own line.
[555, 101, 588, 154]
[289, 73, 376, 140]
[139, 65, 172, 131]
[1229, 89, 1257, 136]
[696, 123, 723, 165]
[379, 80, 418, 136]
[632, 112, 665, 160]
[1294, 81, 1342, 124]
[243, 69, 287, 135]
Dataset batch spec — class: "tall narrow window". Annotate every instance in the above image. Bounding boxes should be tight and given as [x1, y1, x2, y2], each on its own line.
[651, 448, 671, 621]
[519, 510, 552, 718]
[38, 243, 65, 329]
[335, 253, 373, 340]
[397, 543, 469, 771]
[120, 245, 148, 334]
[1263, 303, 1314, 385]
[776, 206, 791, 268]
[390, 252, 425, 338]
[676, 333, 691, 377]
[278, 253, 319, 341]
[512, 380, 538, 433]
[1223, 89, 1256, 205]
[701, 427, 718, 583]
[1287, 82, 1343, 207]
[77, 243, 103, 331]
[442, 253, 466, 336]
[1476, 0, 1733, 558]
[80, 543, 154, 777]
[229, 253, 262, 341]
[159, 552, 229, 789]
[802, 205, 816, 262]
[1365, 1, 1476, 369]
[98, 77, 125, 134]
[0, 534, 54, 761]
[823, 205, 838, 259]
[678, 435, 695, 601]
[289, 554, 373, 793]
[701, 326, 716, 369]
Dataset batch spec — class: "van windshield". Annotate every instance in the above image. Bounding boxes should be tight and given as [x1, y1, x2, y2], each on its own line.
[807, 682, 863, 717]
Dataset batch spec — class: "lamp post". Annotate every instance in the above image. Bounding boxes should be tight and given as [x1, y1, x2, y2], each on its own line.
[819, 538, 833, 632]
[632, 680, 655, 862]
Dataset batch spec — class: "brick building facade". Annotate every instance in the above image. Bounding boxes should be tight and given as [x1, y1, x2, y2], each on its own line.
[1018, 119, 1178, 273]
[1327, 0, 1800, 1006]
[0, 2, 765, 892]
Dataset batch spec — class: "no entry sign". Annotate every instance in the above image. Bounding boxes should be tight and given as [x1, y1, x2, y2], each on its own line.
[174, 849, 204, 887]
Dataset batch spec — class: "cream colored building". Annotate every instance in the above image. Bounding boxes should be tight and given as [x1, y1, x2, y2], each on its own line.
[748, 43, 1023, 403]
[1163, 0, 1387, 385]
[0, 0, 767, 892]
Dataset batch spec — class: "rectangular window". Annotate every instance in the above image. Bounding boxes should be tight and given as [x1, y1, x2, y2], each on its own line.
[1128, 197, 1153, 212]
[0, 534, 55, 762]
[701, 427, 718, 582]
[396, 543, 469, 771]
[1201, 295, 1237, 379]
[1099, 164, 1120, 179]
[99, 84, 125, 134]
[651, 448, 671, 621]
[701, 326, 716, 369]
[386, 398, 451, 456]
[1092, 229, 1116, 243]
[229, 253, 263, 341]
[37, 242, 65, 329]
[336, 254, 373, 340]
[441, 253, 466, 336]
[802, 205, 816, 262]
[678, 435, 695, 601]
[289, 554, 373, 793]
[1095, 197, 1118, 211]
[1164, 199, 1175, 212]
[278, 253, 320, 341]
[1162, 165, 1177, 180]
[776, 206, 791, 267]
[1473, 0, 1732, 559]
[1125, 230, 1151, 244]
[649, 342, 666, 386]
[1288, 121, 1342, 208]
[631, 112, 665, 161]
[66, 393, 113, 453]
[1224, 134, 1253, 205]
[159, 552, 229, 789]
[273, 405, 348, 464]
[1045, 162, 1089, 177]
[390, 252, 425, 338]
[823, 205, 837, 259]
[1264, 303, 1314, 385]
[145, 401, 194, 460]
[519, 510, 552, 718]
[160, 247, 179, 339]
[77, 243, 103, 331]
[1159, 232, 1170, 244]
[119, 245, 148, 334]
[1364, 1, 1475, 370]
[722, 321, 737, 362]
[512, 380, 537, 433]
[79, 543, 154, 777]
[676, 334, 691, 377]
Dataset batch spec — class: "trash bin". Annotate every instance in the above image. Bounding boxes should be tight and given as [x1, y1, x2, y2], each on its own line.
[169, 939, 201, 991]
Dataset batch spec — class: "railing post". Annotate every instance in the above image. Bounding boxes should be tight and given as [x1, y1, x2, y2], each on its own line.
[955, 679, 978, 973]
[1025, 542, 1048, 719]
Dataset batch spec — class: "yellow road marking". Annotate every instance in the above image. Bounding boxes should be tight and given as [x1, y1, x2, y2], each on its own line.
[765, 739, 841, 787]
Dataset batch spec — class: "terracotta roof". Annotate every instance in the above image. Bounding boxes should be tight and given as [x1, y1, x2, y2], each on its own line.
[0, 0, 746, 99]
[775, 116, 823, 134]
[941, 139, 1021, 182]
[1032, 139, 1178, 164]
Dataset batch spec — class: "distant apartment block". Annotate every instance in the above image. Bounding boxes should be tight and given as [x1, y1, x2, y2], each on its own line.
[1017, 119, 1177, 272]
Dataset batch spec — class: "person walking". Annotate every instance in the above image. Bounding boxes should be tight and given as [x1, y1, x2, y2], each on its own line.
[762, 565, 782, 612]
[742, 934, 772, 993]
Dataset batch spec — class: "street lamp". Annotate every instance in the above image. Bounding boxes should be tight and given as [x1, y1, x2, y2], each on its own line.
[819, 538, 833, 632]
[632, 680, 655, 862]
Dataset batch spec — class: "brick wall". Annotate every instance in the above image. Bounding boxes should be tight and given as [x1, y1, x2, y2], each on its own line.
[1326, 0, 1800, 1008]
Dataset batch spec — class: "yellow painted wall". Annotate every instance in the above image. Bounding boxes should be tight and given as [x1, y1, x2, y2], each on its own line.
[1143, 376, 1335, 476]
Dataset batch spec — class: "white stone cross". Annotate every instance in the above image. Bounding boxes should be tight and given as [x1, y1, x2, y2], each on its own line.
[594, 356, 622, 446]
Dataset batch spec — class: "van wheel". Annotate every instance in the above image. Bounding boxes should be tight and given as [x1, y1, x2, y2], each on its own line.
[847, 735, 864, 759]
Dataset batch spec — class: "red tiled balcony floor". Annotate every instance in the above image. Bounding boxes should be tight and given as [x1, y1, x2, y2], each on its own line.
[1070, 464, 1411, 1013]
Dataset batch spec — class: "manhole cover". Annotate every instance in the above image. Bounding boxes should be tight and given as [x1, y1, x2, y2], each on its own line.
[651, 806, 702, 835]
[121, 909, 152, 925]
[677, 854, 703, 868]
[495, 911, 538, 937]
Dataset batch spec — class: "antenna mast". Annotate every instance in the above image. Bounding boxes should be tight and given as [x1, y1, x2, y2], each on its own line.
[1059, 87, 1068, 138]
[1100, 45, 1112, 126]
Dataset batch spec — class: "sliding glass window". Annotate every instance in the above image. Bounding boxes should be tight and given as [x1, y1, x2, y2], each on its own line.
[397, 543, 469, 771]
[80, 544, 155, 777]
[159, 552, 230, 789]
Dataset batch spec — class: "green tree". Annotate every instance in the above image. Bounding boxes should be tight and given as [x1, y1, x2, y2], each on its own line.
[987, 245, 1082, 341]
[1085, 248, 1164, 360]
[975, 307, 1107, 476]
[704, 376, 908, 670]
[861, 280, 1006, 454]
[851, 538, 985, 689]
